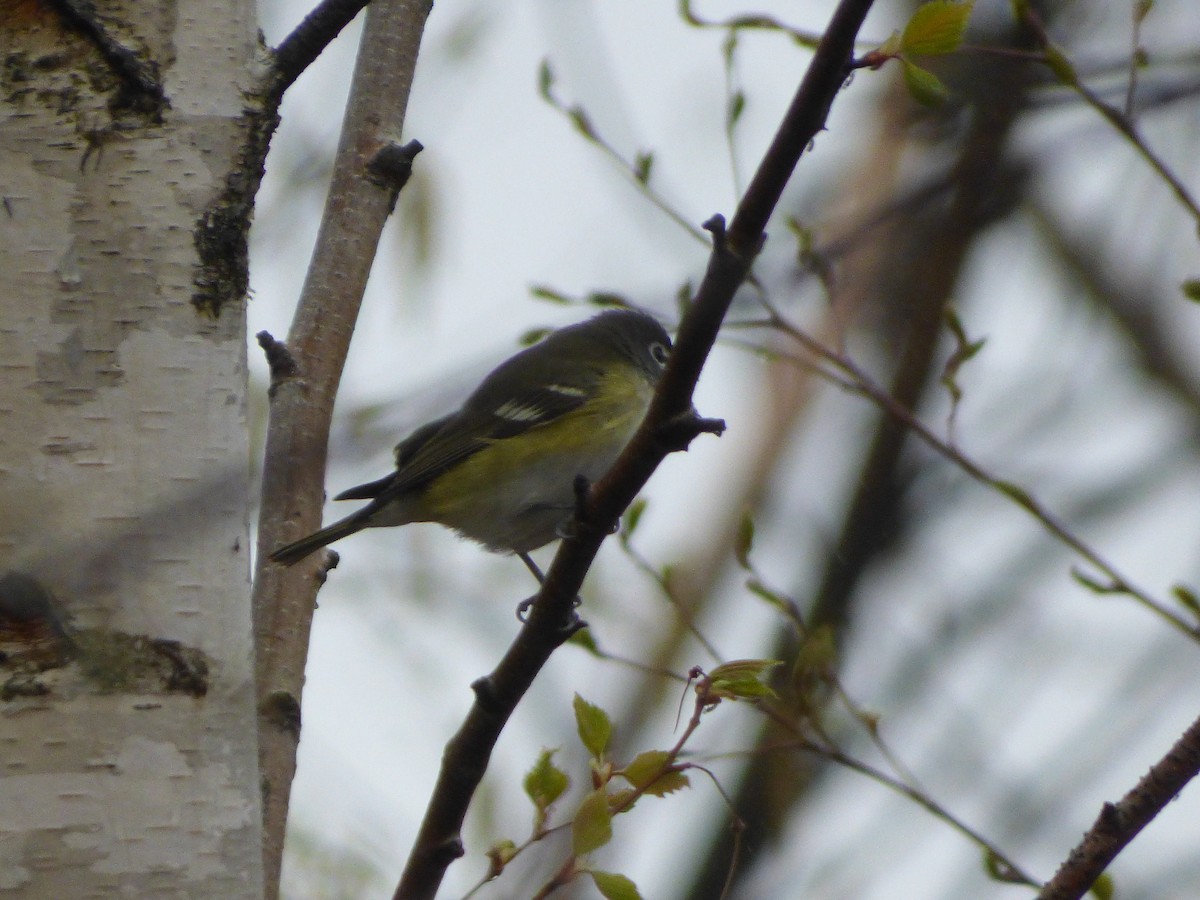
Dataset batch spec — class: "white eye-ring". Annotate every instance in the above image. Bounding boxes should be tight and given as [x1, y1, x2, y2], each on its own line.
[649, 342, 669, 366]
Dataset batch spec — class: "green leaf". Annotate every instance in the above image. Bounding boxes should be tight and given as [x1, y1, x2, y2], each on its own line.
[901, 59, 950, 106]
[1043, 45, 1078, 86]
[1071, 567, 1120, 595]
[524, 749, 569, 811]
[877, 29, 903, 59]
[569, 106, 596, 139]
[733, 511, 755, 569]
[574, 694, 613, 759]
[537, 59, 555, 100]
[621, 750, 690, 796]
[519, 327, 553, 346]
[572, 789, 613, 855]
[590, 870, 644, 900]
[1172, 585, 1200, 616]
[746, 578, 789, 612]
[633, 151, 654, 185]
[586, 291, 632, 308]
[1181, 279, 1200, 302]
[568, 626, 600, 654]
[709, 659, 782, 701]
[1090, 872, 1115, 900]
[622, 750, 670, 788]
[622, 498, 647, 542]
[486, 839, 518, 873]
[639, 768, 689, 797]
[993, 479, 1033, 506]
[901, 1, 973, 55]
[529, 284, 572, 304]
[727, 91, 746, 128]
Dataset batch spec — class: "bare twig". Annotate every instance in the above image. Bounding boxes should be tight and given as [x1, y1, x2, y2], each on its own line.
[252, 1, 432, 895]
[1019, 6, 1200, 228]
[1038, 710, 1200, 900]
[765, 306, 1200, 642]
[269, 0, 374, 99]
[392, 2, 877, 897]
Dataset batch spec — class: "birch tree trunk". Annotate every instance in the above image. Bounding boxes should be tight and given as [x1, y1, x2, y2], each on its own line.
[1, 3, 262, 895]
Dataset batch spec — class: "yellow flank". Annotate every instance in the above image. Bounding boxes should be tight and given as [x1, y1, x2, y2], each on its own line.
[420, 364, 653, 538]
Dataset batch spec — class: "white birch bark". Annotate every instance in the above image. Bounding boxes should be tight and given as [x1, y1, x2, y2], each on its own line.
[1, 3, 263, 896]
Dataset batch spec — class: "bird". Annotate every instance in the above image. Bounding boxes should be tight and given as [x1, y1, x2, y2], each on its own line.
[269, 307, 672, 573]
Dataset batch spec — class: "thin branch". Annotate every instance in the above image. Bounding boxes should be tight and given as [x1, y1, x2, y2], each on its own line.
[765, 307, 1200, 642]
[269, 0, 373, 99]
[1019, 7, 1200, 228]
[392, 2, 877, 897]
[252, 1, 432, 895]
[1038, 709, 1200, 900]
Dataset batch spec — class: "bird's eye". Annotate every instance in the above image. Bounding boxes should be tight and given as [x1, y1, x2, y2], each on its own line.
[649, 342, 669, 367]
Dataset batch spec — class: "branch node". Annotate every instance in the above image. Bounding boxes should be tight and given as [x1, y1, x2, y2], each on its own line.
[431, 836, 465, 866]
[260, 690, 302, 739]
[470, 676, 501, 712]
[1098, 801, 1123, 833]
[367, 139, 424, 211]
[702, 214, 728, 247]
[656, 411, 727, 453]
[256, 331, 299, 390]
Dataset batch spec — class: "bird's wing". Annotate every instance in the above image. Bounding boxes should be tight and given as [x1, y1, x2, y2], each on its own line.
[354, 380, 591, 504]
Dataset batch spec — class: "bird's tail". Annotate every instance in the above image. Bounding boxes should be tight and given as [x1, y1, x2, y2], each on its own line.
[269, 512, 369, 567]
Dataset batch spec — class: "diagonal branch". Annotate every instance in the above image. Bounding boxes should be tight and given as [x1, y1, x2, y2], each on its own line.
[269, 0, 374, 99]
[1038, 710, 1200, 900]
[392, 1, 877, 897]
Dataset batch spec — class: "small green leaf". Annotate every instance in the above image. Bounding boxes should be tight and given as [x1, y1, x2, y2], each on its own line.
[623, 750, 692, 797]
[622, 498, 647, 542]
[727, 90, 746, 128]
[901, 59, 950, 106]
[1043, 45, 1078, 85]
[746, 577, 789, 612]
[1171, 585, 1200, 616]
[572, 789, 613, 855]
[878, 29, 903, 58]
[586, 291, 632, 308]
[1181, 279, 1200, 302]
[1070, 567, 1122, 595]
[524, 749, 569, 811]
[1090, 872, 1115, 900]
[993, 479, 1033, 506]
[901, 1, 973, 55]
[486, 839, 518, 873]
[568, 626, 600, 654]
[622, 750, 670, 788]
[633, 151, 654, 185]
[590, 870, 644, 900]
[733, 511, 755, 569]
[709, 659, 782, 701]
[640, 769, 689, 797]
[574, 694, 612, 759]
[537, 59, 555, 100]
[529, 284, 572, 304]
[568, 106, 596, 139]
[519, 327, 553, 346]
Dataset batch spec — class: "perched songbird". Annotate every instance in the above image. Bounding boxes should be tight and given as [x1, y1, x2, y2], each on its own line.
[270, 308, 672, 569]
